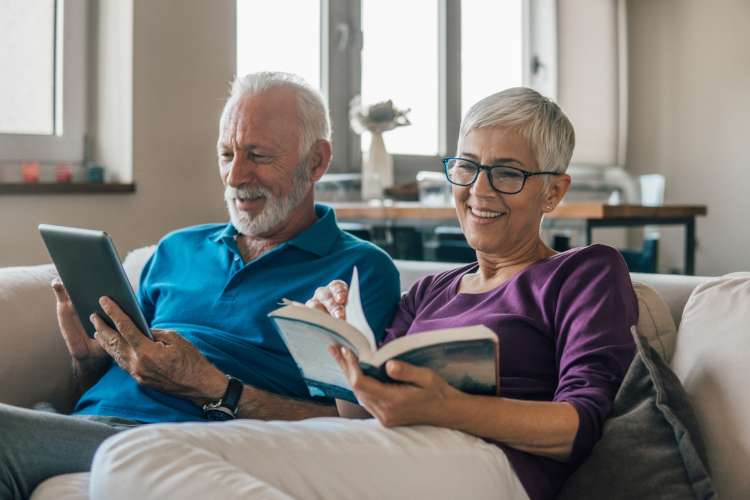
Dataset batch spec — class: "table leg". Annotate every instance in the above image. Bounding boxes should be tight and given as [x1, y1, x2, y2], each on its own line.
[685, 218, 696, 275]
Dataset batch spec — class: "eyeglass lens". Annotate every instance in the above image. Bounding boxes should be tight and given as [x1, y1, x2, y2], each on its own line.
[445, 158, 525, 193]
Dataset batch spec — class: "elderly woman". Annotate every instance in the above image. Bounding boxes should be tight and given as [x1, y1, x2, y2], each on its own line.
[89, 88, 637, 500]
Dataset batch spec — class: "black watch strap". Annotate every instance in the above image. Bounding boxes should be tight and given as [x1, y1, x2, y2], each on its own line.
[221, 376, 243, 413]
[202, 376, 243, 420]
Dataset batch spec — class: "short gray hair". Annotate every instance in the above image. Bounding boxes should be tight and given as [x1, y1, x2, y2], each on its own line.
[222, 71, 331, 156]
[458, 87, 575, 174]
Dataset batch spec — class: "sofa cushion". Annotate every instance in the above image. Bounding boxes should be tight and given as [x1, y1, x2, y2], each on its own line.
[30, 472, 89, 500]
[0, 265, 75, 411]
[670, 272, 750, 499]
[122, 245, 156, 292]
[558, 328, 716, 500]
[632, 281, 678, 361]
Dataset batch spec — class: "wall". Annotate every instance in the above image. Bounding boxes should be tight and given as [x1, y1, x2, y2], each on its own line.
[0, 0, 235, 267]
[627, 0, 750, 275]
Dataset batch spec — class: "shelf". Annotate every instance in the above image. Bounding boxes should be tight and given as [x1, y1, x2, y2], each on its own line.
[0, 182, 136, 195]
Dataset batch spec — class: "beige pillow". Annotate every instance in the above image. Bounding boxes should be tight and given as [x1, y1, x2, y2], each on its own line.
[670, 272, 750, 499]
[632, 281, 678, 361]
[122, 245, 157, 292]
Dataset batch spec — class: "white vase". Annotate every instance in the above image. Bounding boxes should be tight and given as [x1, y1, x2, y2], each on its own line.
[361, 132, 393, 201]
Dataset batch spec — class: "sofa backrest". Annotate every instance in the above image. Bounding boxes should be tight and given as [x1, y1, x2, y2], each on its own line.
[0, 251, 712, 411]
[394, 259, 712, 362]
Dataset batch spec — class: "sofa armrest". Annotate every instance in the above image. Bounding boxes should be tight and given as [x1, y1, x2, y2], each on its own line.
[0, 265, 76, 412]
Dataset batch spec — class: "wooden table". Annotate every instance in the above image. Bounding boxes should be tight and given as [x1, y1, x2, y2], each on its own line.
[329, 202, 708, 275]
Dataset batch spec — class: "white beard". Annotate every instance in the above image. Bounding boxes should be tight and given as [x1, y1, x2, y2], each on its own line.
[224, 160, 312, 236]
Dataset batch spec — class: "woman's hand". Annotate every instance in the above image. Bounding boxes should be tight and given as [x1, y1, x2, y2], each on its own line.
[329, 345, 465, 427]
[305, 280, 349, 319]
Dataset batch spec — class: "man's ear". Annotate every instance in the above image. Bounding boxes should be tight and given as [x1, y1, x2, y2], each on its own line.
[308, 139, 332, 182]
[542, 173, 571, 212]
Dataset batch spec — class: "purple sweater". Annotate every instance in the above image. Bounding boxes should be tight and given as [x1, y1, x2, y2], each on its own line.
[383, 244, 638, 500]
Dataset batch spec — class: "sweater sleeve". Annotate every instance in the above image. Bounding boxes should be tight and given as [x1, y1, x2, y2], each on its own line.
[552, 245, 638, 465]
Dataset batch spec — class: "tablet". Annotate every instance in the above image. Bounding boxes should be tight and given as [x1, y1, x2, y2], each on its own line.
[39, 224, 154, 340]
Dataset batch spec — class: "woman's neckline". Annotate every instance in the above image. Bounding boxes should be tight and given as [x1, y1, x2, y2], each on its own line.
[453, 250, 561, 296]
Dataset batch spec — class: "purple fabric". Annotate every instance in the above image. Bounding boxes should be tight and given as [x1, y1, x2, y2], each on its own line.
[383, 244, 638, 500]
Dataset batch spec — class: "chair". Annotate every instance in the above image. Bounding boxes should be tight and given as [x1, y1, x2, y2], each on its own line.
[423, 226, 475, 263]
[337, 222, 373, 241]
[620, 237, 659, 274]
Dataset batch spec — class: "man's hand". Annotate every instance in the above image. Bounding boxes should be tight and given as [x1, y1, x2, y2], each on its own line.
[305, 280, 349, 319]
[89, 297, 227, 405]
[52, 279, 108, 366]
[329, 345, 465, 428]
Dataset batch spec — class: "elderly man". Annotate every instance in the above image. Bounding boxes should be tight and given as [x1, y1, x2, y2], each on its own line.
[0, 72, 399, 499]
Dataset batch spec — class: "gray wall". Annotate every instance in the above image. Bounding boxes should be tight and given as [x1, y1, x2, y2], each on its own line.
[0, 0, 234, 267]
[627, 0, 750, 275]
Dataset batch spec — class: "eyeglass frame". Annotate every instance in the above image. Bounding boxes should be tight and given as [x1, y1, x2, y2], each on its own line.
[441, 157, 563, 195]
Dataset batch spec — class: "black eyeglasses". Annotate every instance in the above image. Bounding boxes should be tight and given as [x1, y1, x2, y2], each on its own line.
[441, 157, 562, 194]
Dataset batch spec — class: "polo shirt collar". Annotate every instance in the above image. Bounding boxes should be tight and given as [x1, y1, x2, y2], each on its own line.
[208, 203, 339, 257]
[209, 223, 237, 244]
[287, 204, 339, 256]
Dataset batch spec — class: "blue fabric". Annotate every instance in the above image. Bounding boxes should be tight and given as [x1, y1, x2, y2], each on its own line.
[73, 204, 400, 423]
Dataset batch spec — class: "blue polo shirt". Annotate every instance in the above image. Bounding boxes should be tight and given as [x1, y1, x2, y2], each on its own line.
[73, 204, 400, 422]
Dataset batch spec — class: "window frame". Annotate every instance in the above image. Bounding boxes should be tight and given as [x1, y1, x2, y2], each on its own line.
[236, 1, 553, 178]
[322, 0, 554, 181]
[0, 0, 88, 164]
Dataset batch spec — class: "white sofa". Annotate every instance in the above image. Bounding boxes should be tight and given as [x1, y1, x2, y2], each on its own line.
[0, 252, 747, 499]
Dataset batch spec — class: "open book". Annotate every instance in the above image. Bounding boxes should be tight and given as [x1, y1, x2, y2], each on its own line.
[269, 268, 499, 403]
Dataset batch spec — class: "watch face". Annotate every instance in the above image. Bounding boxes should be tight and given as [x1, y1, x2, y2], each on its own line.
[204, 407, 235, 421]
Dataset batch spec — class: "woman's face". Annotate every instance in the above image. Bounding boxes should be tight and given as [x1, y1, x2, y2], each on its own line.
[453, 127, 568, 256]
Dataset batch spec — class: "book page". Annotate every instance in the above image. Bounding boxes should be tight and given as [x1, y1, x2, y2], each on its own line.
[344, 266, 377, 352]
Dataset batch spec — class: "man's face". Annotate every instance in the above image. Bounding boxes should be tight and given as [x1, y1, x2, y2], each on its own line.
[217, 88, 312, 237]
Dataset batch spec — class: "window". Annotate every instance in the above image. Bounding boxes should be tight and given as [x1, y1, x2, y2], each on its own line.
[235, 1, 541, 174]
[0, 0, 88, 163]
[361, 0, 439, 155]
[236, 0, 321, 89]
[461, 0, 524, 119]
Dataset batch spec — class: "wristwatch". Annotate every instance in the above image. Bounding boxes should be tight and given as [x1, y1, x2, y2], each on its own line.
[202, 376, 244, 421]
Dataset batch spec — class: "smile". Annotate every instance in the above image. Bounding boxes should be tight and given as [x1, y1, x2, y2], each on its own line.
[236, 195, 264, 202]
[468, 206, 505, 219]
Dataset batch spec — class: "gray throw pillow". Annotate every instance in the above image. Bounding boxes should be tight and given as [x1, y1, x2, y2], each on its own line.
[557, 330, 717, 500]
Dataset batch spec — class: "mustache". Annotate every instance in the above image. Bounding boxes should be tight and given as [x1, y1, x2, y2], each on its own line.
[224, 184, 272, 202]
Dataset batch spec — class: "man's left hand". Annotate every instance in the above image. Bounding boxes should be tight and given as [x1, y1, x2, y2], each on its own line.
[330, 345, 466, 428]
[90, 297, 228, 405]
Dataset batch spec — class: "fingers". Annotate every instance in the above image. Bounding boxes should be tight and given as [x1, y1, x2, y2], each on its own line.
[304, 298, 332, 315]
[150, 328, 182, 345]
[51, 278, 71, 303]
[328, 280, 349, 303]
[90, 313, 128, 365]
[331, 346, 385, 396]
[98, 297, 147, 347]
[310, 280, 349, 319]
[385, 360, 436, 388]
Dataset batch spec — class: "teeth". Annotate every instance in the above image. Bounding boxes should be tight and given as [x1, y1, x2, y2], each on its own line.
[470, 207, 504, 219]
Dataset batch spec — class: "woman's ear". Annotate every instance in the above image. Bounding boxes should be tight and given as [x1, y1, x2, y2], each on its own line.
[542, 174, 571, 212]
[308, 139, 332, 182]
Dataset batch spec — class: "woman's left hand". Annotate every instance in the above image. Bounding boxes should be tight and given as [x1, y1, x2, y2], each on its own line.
[329, 345, 465, 427]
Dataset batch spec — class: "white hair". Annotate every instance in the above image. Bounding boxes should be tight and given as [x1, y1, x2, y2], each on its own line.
[221, 71, 331, 156]
[458, 87, 575, 174]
